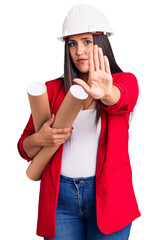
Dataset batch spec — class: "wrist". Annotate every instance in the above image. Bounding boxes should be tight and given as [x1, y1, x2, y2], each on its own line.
[100, 87, 113, 105]
[100, 85, 120, 106]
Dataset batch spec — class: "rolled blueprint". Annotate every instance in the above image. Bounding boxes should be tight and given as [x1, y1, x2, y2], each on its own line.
[27, 82, 51, 132]
[26, 84, 88, 181]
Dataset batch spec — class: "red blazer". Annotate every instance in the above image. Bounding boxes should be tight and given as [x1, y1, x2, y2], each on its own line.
[18, 72, 141, 239]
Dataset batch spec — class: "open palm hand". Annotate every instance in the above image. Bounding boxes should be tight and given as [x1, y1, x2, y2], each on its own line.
[73, 45, 113, 100]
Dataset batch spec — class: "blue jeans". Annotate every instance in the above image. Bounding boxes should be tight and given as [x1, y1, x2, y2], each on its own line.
[44, 174, 132, 240]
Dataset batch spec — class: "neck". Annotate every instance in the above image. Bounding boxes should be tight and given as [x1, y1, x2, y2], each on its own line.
[78, 72, 89, 82]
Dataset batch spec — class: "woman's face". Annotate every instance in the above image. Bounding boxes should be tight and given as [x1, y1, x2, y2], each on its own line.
[68, 33, 94, 73]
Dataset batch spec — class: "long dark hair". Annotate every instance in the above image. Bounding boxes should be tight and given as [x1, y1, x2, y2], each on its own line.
[62, 33, 123, 127]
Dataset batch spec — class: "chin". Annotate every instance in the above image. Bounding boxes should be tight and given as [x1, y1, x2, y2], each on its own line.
[77, 66, 89, 73]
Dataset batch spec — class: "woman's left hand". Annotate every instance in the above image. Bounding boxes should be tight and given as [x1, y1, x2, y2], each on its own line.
[73, 45, 113, 100]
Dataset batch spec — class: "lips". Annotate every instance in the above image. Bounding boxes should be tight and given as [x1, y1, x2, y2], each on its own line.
[77, 59, 88, 62]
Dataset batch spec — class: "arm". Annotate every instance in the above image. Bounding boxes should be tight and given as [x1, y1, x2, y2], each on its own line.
[23, 133, 41, 159]
[100, 85, 121, 106]
[18, 114, 72, 160]
[73, 45, 139, 113]
[97, 72, 139, 114]
[73, 45, 120, 105]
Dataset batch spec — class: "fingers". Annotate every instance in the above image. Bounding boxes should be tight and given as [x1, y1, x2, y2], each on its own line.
[90, 45, 111, 74]
[45, 115, 54, 127]
[91, 45, 103, 71]
[44, 126, 72, 146]
[52, 126, 72, 134]
[50, 127, 72, 145]
[104, 55, 111, 75]
[88, 50, 94, 73]
[98, 47, 105, 71]
[93, 45, 100, 71]
[52, 132, 71, 141]
[39, 115, 73, 147]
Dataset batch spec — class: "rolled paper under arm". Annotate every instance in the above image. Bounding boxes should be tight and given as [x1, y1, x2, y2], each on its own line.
[27, 82, 51, 132]
[26, 84, 88, 181]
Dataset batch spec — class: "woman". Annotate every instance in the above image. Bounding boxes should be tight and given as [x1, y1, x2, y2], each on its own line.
[17, 4, 141, 240]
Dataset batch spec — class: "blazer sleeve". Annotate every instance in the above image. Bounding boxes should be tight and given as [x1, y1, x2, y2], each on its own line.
[17, 114, 35, 162]
[96, 72, 139, 114]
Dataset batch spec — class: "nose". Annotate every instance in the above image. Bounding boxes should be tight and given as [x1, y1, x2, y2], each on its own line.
[76, 43, 84, 56]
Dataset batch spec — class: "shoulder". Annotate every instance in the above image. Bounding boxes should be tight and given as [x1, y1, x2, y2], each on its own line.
[45, 77, 64, 94]
[112, 72, 137, 82]
[112, 72, 139, 103]
[45, 77, 64, 89]
[112, 72, 138, 89]
[45, 77, 65, 101]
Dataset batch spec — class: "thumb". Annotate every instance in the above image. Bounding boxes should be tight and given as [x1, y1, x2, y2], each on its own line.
[51, 113, 55, 120]
[73, 78, 90, 94]
[46, 114, 55, 126]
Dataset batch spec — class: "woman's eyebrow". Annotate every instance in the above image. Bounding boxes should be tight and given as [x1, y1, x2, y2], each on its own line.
[81, 37, 93, 40]
[69, 37, 93, 41]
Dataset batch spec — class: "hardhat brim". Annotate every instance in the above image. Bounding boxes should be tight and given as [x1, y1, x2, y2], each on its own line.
[57, 31, 114, 42]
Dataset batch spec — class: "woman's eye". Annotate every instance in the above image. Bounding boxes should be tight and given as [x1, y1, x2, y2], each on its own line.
[68, 42, 76, 47]
[85, 40, 92, 45]
[68, 40, 92, 47]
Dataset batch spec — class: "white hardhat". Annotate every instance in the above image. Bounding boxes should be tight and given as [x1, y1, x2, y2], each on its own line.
[57, 4, 114, 41]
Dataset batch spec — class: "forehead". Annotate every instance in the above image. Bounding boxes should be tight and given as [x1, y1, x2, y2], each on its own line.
[68, 32, 93, 41]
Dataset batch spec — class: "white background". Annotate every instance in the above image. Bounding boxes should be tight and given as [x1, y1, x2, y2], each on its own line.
[0, 0, 158, 239]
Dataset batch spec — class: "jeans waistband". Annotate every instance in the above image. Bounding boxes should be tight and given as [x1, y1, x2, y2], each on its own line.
[60, 174, 96, 185]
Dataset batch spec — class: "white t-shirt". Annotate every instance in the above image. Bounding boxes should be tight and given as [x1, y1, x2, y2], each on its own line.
[61, 108, 101, 178]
